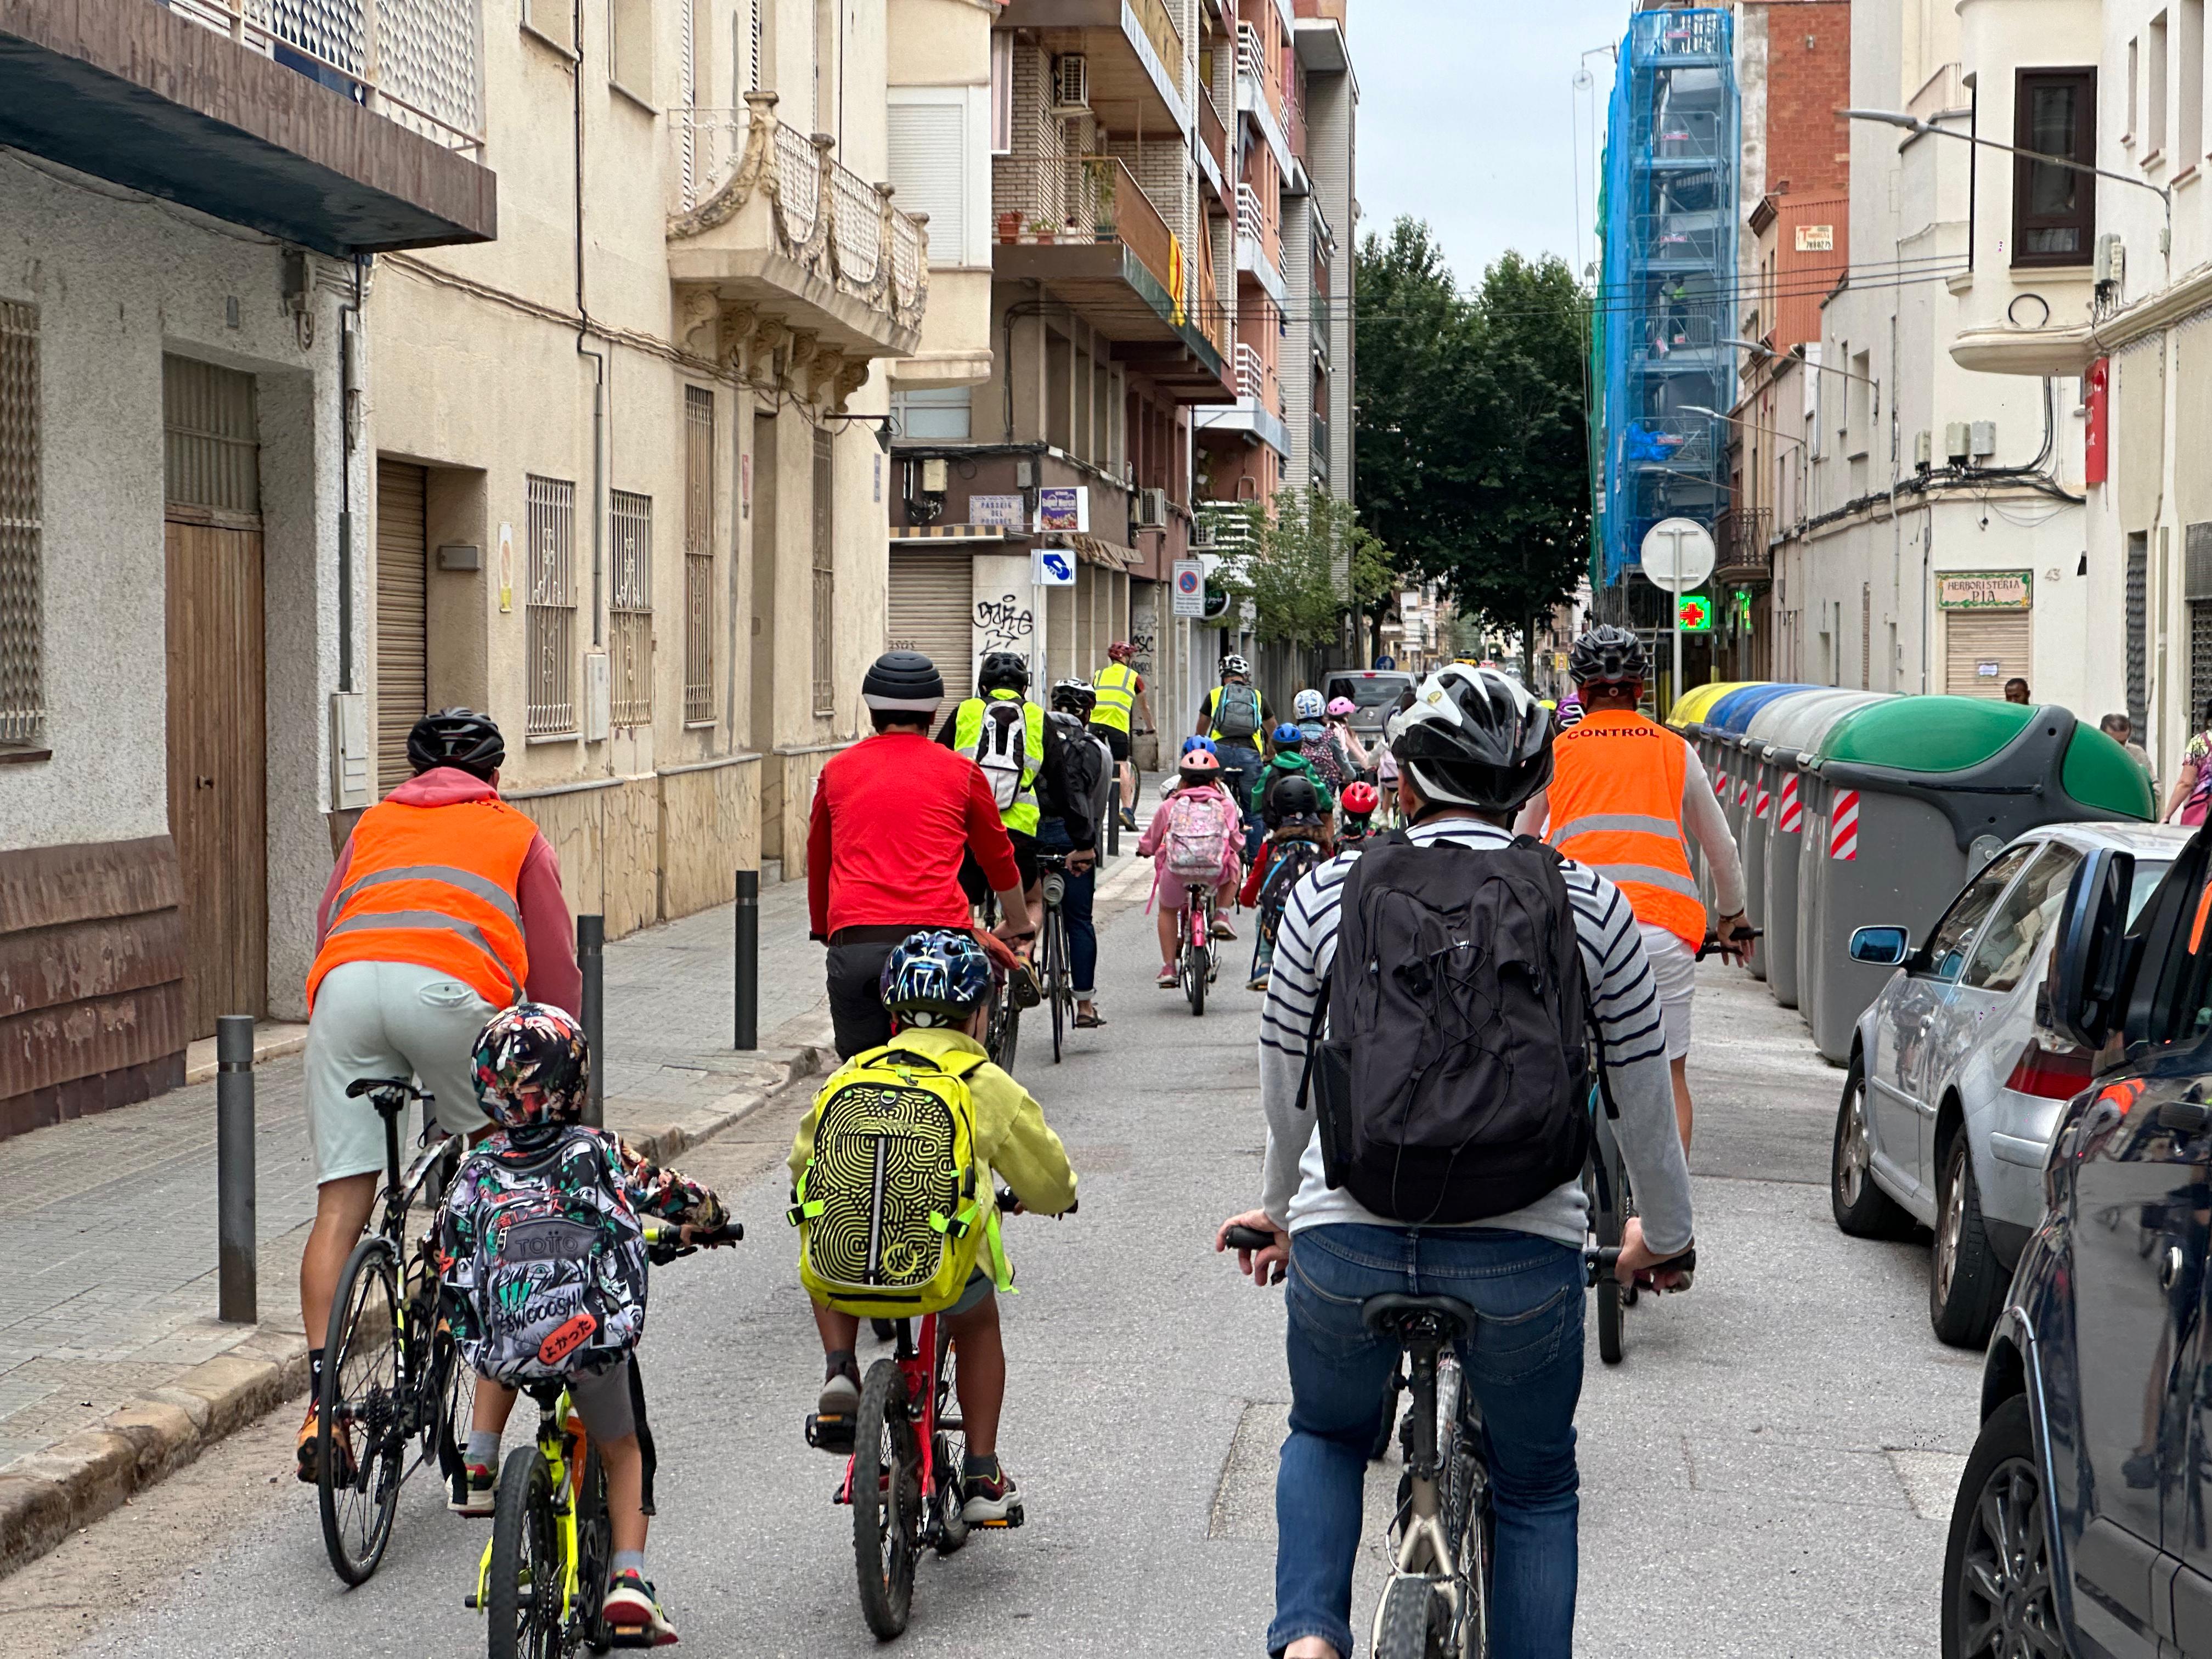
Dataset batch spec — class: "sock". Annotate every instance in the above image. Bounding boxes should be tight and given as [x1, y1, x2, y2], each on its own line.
[466, 1430, 500, 1469]
[825, 1348, 858, 1383]
[307, 1348, 325, 1392]
[612, 1550, 647, 1582]
[962, 1451, 1001, 1481]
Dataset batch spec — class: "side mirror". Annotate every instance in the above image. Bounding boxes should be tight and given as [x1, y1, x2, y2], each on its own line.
[1849, 925, 1910, 966]
[2051, 848, 2137, 1050]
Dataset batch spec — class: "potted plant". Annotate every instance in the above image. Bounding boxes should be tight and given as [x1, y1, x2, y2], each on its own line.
[997, 210, 1020, 243]
[1026, 216, 1057, 244]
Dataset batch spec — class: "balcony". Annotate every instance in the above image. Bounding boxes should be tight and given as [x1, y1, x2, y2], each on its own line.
[1197, 88, 1231, 205]
[667, 94, 928, 375]
[1236, 21, 1291, 175]
[0, 0, 495, 255]
[1235, 182, 1285, 302]
[991, 155, 1232, 404]
[999, 0, 1188, 136]
[1713, 507, 1774, 583]
[1193, 341, 1290, 456]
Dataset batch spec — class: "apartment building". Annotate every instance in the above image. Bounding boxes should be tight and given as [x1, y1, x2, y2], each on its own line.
[0, 0, 494, 1136]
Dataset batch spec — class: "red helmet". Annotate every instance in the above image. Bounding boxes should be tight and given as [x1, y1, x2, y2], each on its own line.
[1340, 781, 1380, 817]
[1178, 749, 1222, 778]
[1108, 641, 1136, 663]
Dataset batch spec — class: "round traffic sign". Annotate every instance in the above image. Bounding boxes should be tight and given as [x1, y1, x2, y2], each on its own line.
[1175, 566, 1201, 596]
[1640, 517, 1716, 593]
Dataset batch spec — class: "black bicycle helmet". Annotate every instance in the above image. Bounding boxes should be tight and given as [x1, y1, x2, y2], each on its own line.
[979, 651, 1030, 694]
[1051, 678, 1096, 716]
[1271, 774, 1322, 819]
[1386, 664, 1553, 814]
[1567, 624, 1649, 687]
[408, 708, 504, 780]
[862, 650, 945, 713]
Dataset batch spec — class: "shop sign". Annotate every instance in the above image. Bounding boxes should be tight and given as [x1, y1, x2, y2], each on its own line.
[1036, 487, 1088, 532]
[1795, 224, 1835, 252]
[1938, 571, 2033, 610]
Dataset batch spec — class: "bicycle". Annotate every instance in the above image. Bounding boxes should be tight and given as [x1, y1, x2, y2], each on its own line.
[1035, 851, 1077, 1063]
[1250, 833, 1325, 990]
[1177, 879, 1218, 1016]
[314, 1077, 474, 1585]
[969, 892, 1028, 1074]
[466, 1220, 742, 1657]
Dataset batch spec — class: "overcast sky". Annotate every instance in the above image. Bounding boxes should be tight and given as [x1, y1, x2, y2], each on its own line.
[1352, 0, 1626, 290]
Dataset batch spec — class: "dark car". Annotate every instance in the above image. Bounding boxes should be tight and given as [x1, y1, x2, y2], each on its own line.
[1945, 827, 2212, 1657]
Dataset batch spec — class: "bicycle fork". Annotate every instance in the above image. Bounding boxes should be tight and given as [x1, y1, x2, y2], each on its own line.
[470, 1417, 584, 1621]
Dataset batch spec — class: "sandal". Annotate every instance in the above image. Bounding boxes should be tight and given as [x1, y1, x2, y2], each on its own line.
[1073, 1009, 1107, 1028]
[1157, 967, 1178, 989]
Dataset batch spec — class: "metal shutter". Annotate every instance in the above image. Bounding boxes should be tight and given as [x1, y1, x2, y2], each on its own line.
[1943, 610, 2033, 698]
[376, 460, 428, 794]
[888, 100, 967, 261]
[887, 550, 973, 707]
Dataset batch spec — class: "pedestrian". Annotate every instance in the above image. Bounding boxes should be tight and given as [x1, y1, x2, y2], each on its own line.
[1217, 664, 1694, 1659]
[1040, 680, 1107, 1026]
[296, 707, 582, 1482]
[1514, 625, 1752, 1152]
[1090, 641, 1154, 831]
[2004, 676, 2031, 704]
[2167, 697, 2212, 824]
[1196, 653, 1270, 852]
[810, 651, 1034, 1059]
[2100, 712, 2157, 798]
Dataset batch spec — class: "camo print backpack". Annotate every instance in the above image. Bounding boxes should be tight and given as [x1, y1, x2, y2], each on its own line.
[441, 1126, 650, 1387]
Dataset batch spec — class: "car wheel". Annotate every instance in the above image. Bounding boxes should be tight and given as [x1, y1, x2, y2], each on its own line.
[1930, 1132, 2007, 1349]
[1942, 1396, 2064, 1659]
[1832, 1054, 1916, 1239]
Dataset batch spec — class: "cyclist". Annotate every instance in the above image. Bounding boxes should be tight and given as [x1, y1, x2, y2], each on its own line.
[1216, 664, 1695, 1659]
[296, 708, 581, 1482]
[1512, 625, 1751, 1151]
[1136, 744, 1245, 989]
[939, 650, 1091, 926]
[1335, 780, 1380, 844]
[1322, 696, 1371, 775]
[811, 651, 1033, 1059]
[1243, 773, 1331, 991]
[1256, 722, 1336, 829]
[439, 1003, 731, 1644]
[1040, 680, 1108, 1028]
[796, 930, 1077, 1522]
[1090, 641, 1153, 831]
[1195, 654, 1269, 850]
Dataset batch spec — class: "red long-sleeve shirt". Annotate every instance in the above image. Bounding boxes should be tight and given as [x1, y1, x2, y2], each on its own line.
[808, 732, 1023, 938]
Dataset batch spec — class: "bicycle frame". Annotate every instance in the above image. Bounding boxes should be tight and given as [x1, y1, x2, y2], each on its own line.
[1390, 1350, 1466, 1624]
[836, 1312, 943, 1524]
[473, 1392, 590, 1623]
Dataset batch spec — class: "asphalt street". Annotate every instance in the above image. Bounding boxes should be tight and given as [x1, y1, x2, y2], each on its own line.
[1, 887, 1978, 1658]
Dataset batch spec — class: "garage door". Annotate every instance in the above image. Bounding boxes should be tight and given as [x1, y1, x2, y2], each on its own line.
[887, 549, 973, 707]
[376, 460, 428, 794]
[1944, 610, 2033, 699]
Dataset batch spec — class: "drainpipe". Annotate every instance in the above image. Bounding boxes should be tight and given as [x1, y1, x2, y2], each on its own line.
[337, 255, 366, 693]
[575, 0, 606, 650]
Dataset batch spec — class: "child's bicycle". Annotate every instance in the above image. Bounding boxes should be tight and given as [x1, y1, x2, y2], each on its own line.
[1177, 880, 1218, 1016]
[464, 1219, 741, 1657]
[1251, 832, 1325, 989]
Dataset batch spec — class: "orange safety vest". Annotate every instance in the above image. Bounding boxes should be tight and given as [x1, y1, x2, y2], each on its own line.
[1544, 709, 1707, 949]
[306, 798, 538, 1012]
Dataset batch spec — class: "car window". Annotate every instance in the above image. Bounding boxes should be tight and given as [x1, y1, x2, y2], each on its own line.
[1920, 844, 2038, 983]
[1961, 845, 2083, 992]
[2128, 860, 2173, 924]
[1325, 674, 1413, 709]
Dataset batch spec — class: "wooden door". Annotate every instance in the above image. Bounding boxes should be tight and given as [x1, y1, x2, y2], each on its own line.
[376, 460, 428, 793]
[165, 520, 268, 1035]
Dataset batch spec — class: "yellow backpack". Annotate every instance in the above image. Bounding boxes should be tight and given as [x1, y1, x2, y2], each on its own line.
[788, 1043, 1000, 1317]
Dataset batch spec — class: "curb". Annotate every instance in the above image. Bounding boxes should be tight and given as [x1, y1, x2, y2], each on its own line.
[0, 1029, 834, 1582]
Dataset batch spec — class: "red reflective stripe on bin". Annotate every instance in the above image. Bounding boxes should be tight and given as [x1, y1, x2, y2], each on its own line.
[1777, 776, 1801, 833]
[1756, 783, 1771, 819]
[1829, 789, 1860, 861]
[1737, 778, 1751, 807]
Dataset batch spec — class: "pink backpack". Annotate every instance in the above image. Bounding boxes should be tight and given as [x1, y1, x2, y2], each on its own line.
[1165, 787, 1238, 880]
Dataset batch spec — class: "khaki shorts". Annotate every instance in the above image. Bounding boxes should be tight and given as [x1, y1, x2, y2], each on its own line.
[306, 960, 497, 1183]
[1637, 923, 1698, 1062]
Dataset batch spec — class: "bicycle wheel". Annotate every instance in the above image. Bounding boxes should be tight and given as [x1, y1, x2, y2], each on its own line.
[1444, 1367, 1494, 1658]
[1185, 911, 1207, 1017]
[852, 1359, 921, 1639]
[575, 1446, 613, 1655]
[1589, 1133, 1626, 1367]
[1372, 1576, 1446, 1659]
[932, 1322, 969, 1558]
[996, 1000, 1020, 1074]
[1047, 907, 1066, 1064]
[318, 1236, 405, 1585]
[423, 1311, 476, 1504]
[487, 1446, 561, 1659]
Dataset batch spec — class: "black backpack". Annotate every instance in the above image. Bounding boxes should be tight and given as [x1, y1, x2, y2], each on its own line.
[1309, 831, 1593, 1223]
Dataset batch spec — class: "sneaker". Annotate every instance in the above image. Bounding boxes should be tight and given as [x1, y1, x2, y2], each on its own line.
[817, 1367, 860, 1420]
[295, 1404, 355, 1487]
[960, 1462, 1022, 1524]
[601, 1571, 677, 1645]
[449, 1463, 496, 1516]
[1246, 972, 1270, 992]
[1211, 918, 1238, 940]
[1158, 966, 1179, 989]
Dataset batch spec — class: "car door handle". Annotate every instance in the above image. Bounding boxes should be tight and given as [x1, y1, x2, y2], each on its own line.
[2165, 1245, 2187, 1291]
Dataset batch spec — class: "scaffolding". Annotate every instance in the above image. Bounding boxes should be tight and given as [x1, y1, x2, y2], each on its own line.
[1592, 8, 1739, 596]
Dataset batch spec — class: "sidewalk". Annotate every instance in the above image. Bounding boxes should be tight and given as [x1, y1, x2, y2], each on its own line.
[0, 874, 835, 1572]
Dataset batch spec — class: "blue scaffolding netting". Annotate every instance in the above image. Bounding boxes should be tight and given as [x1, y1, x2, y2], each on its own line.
[1593, 8, 1739, 589]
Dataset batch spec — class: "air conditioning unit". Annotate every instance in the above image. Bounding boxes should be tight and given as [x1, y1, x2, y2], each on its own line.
[1052, 54, 1091, 112]
[1969, 420, 1997, 459]
[1944, 421, 1972, 464]
[1137, 487, 1169, 529]
[2095, 232, 2126, 287]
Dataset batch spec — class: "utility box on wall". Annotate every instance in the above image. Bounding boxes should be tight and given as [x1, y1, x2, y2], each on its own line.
[330, 692, 371, 809]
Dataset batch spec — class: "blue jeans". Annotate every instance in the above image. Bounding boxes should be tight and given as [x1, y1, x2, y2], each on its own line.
[1215, 743, 1263, 857]
[1271, 1225, 1585, 1659]
[1033, 819, 1097, 995]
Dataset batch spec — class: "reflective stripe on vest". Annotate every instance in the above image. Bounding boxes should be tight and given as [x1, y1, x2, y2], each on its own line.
[952, 692, 1044, 837]
[1545, 709, 1707, 948]
[307, 798, 538, 1012]
[1092, 663, 1138, 732]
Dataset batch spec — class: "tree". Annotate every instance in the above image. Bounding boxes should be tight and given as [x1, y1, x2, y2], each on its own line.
[1215, 488, 1394, 652]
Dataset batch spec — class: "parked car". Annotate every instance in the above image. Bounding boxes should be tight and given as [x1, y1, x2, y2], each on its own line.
[1319, 669, 1415, 746]
[1943, 824, 2212, 1658]
[1831, 821, 2188, 1347]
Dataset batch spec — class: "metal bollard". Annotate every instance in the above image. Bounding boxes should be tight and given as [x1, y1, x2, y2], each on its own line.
[734, 869, 759, 1051]
[1107, 791, 1120, 860]
[216, 1014, 256, 1325]
[578, 914, 605, 1126]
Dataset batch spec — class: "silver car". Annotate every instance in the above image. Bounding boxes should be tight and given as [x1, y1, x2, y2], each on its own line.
[1829, 820, 2188, 1347]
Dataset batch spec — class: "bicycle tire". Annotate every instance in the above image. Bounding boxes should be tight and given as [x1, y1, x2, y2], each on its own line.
[1372, 1576, 1444, 1659]
[1588, 1126, 1628, 1368]
[932, 1322, 969, 1557]
[852, 1359, 921, 1639]
[425, 1316, 475, 1504]
[1047, 908, 1066, 1064]
[1444, 1365, 1493, 1659]
[576, 1444, 614, 1655]
[1186, 907, 1207, 1016]
[317, 1236, 404, 1586]
[487, 1445, 558, 1659]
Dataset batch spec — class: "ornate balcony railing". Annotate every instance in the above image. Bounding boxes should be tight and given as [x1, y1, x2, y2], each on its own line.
[1714, 507, 1774, 577]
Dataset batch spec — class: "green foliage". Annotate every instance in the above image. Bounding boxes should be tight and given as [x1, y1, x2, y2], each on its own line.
[1213, 488, 1392, 651]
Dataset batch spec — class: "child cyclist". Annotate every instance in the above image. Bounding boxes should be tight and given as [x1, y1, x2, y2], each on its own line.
[439, 1003, 733, 1646]
[1242, 773, 1333, 990]
[1335, 778, 1381, 844]
[797, 930, 1077, 1521]
[1136, 741, 1246, 988]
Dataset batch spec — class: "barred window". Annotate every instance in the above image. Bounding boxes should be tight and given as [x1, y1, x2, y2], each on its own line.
[526, 475, 577, 735]
[611, 490, 654, 727]
[684, 388, 715, 725]
[811, 428, 834, 717]
[0, 301, 39, 748]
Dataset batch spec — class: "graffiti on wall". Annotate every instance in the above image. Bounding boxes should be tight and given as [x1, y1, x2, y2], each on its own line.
[974, 593, 1035, 673]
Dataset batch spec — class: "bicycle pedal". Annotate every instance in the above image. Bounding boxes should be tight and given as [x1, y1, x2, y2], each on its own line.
[604, 1625, 658, 1649]
[805, 1412, 855, 1454]
[975, 1504, 1025, 1529]
[464, 1593, 482, 1610]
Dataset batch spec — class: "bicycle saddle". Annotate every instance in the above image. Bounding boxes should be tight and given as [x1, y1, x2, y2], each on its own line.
[1360, 1293, 1476, 1345]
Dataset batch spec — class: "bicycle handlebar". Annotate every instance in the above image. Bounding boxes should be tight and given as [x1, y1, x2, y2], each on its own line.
[640, 1218, 745, 1263]
[1223, 1227, 1693, 1290]
[1695, 928, 1762, 962]
[996, 1186, 1076, 1217]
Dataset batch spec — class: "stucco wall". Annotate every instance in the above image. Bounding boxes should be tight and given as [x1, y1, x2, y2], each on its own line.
[659, 755, 762, 916]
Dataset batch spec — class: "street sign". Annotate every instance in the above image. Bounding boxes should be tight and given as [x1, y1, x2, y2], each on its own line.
[1375, 654, 1396, 670]
[1171, 559, 1205, 617]
[1639, 518, 1716, 592]
[1034, 548, 1076, 586]
[1678, 594, 1713, 633]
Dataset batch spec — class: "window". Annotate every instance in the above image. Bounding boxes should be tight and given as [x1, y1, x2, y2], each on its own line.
[0, 300, 40, 750]
[990, 32, 1012, 153]
[2188, 0, 2207, 161]
[892, 386, 972, 441]
[811, 428, 834, 716]
[2129, 36, 2141, 139]
[889, 94, 971, 263]
[2152, 13, 2171, 154]
[2013, 69, 2097, 265]
[610, 490, 653, 726]
[526, 476, 577, 735]
[524, 0, 573, 53]
[684, 387, 715, 725]
[1962, 844, 2085, 991]
[1921, 844, 2039, 981]
[734, 0, 760, 93]
[2130, 531, 2150, 733]
[610, 0, 652, 101]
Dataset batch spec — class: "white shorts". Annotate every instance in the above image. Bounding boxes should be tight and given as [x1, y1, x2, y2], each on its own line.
[306, 960, 496, 1183]
[1637, 923, 1697, 1062]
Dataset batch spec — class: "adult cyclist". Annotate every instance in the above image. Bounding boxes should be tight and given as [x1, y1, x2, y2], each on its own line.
[1196, 654, 1269, 852]
[1217, 665, 1694, 1659]
[1091, 641, 1153, 831]
[1041, 680, 1111, 1028]
[939, 651, 1092, 927]
[1513, 625, 1751, 1151]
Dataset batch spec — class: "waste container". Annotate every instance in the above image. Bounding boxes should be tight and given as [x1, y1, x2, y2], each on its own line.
[1747, 691, 1888, 999]
[1701, 685, 1820, 918]
[1667, 682, 1757, 890]
[1798, 699, 2154, 1065]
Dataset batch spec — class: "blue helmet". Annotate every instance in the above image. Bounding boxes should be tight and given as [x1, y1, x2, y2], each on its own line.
[1271, 722, 1305, 746]
[1180, 734, 1218, 757]
[879, 929, 994, 1028]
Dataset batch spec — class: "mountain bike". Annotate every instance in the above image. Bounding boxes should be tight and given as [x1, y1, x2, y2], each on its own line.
[314, 1077, 473, 1585]
[466, 1221, 741, 1657]
[1035, 851, 1077, 1063]
[1177, 881, 1217, 1016]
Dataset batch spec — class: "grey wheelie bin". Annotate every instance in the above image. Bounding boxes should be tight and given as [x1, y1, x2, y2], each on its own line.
[1746, 689, 1886, 994]
[1702, 685, 1820, 926]
[1671, 681, 1764, 898]
[1797, 699, 2154, 1065]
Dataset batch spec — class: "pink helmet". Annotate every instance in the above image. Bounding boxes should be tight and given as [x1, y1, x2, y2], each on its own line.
[1326, 696, 1356, 718]
[1177, 749, 1222, 780]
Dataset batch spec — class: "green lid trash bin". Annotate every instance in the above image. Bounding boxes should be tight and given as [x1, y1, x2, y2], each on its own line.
[1731, 689, 1876, 986]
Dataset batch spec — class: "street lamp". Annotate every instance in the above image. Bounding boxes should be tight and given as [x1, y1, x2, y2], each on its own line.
[1681, 403, 1808, 452]
[1726, 338, 1881, 414]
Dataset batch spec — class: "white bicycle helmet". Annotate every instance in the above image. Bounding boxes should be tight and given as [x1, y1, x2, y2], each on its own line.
[1293, 689, 1325, 721]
